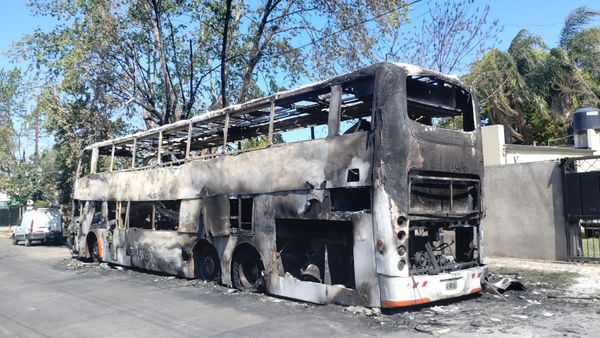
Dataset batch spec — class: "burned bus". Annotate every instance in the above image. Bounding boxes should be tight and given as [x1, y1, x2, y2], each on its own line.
[69, 62, 485, 308]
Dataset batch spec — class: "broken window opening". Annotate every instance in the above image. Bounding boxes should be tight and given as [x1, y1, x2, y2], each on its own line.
[112, 141, 134, 171]
[408, 170, 480, 219]
[330, 188, 371, 212]
[107, 201, 118, 228]
[406, 75, 475, 132]
[128, 202, 154, 230]
[408, 221, 479, 276]
[73, 200, 82, 219]
[79, 150, 92, 178]
[339, 77, 374, 135]
[158, 127, 189, 166]
[96, 146, 113, 173]
[229, 197, 253, 232]
[91, 201, 105, 227]
[275, 219, 355, 288]
[134, 134, 160, 169]
[346, 168, 360, 182]
[154, 200, 180, 231]
[187, 119, 226, 160]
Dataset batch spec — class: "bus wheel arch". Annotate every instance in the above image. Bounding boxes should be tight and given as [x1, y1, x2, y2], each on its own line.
[231, 243, 265, 293]
[86, 232, 102, 262]
[193, 240, 221, 281]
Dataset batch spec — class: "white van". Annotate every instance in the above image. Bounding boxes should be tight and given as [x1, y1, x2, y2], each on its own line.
[11, 208, 63, 246]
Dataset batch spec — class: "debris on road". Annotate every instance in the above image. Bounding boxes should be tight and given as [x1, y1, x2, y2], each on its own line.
[344, 305, 380, 316]
[490, 277, 527, 292]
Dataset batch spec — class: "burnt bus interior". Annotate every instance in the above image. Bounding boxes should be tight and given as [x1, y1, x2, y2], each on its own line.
[405, 74, 481, 275]
[77, 65, 482, 292]
[406, 75, 475, 131]
[84, 75, 375, 175]
[276, 219, 355, 288]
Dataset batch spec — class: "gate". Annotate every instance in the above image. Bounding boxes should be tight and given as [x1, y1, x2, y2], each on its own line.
[562, 156, 600, 261]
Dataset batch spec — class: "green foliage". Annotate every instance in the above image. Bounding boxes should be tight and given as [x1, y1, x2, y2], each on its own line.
[0, 160, 43, 206]
[37, 86, 128, 204]
[465, 7, 600, 145]
[0, 68, 25, 173]
[241, 134, 284, 150]
[16, 0, 409, 129]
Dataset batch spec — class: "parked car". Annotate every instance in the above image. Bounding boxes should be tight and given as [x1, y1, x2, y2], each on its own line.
[11, 208, 63, 246]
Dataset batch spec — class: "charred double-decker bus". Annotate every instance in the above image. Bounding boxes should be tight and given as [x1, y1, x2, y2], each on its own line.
[70, 62, 485, 308]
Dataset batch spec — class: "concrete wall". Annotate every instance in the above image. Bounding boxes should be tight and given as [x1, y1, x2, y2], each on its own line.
[482, 161, 567, 261]
[482, 125, 594, 166]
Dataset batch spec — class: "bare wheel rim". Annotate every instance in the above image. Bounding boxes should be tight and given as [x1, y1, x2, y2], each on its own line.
[238, 257, 259, 288]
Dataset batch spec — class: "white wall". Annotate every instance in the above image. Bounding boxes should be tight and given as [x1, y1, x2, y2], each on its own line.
[482, 125, 595, 166]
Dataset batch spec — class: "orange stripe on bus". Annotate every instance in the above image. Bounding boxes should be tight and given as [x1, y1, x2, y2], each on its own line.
[470, 287, 482, 294]
[381, 298, 431, 308]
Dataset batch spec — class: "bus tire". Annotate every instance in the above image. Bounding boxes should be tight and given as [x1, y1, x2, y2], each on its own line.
[11, 234, 18, 245]
[232, 246, 265, 293]
[88, 235, 101, 262]
[195, 245, 221, 281]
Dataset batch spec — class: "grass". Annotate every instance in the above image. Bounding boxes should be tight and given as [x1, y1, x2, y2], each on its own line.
[491, 267, 580, 288]
[582, 237, 600, 258]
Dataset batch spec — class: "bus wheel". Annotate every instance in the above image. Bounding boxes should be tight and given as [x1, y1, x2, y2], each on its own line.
[196, 246, 220, 281]
[232, 247, 264, 292]
[89, 236, 101, 262]
[11, 235, 18, 245]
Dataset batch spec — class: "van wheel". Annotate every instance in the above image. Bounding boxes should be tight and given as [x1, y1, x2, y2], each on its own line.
[25, 237, 32, 247]
[232, 247, 265, 292]
[11, 235, 18, 245]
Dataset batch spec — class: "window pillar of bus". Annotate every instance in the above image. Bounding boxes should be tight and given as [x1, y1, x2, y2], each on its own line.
[328, 84, 342, 137]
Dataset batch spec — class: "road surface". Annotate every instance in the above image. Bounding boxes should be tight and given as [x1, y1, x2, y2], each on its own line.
[0, 238, 417, 338]
[1, 237, 599, 337]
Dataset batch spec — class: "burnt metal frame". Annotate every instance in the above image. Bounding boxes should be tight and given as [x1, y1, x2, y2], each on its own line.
[407, 174, 481, 221]
[78, 71, 375, 178]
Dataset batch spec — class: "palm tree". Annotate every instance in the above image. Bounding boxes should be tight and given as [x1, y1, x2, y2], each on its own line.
[465, 6, 599, 145]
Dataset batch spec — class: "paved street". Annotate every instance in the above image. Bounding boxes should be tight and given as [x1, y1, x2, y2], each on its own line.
[2, 236, 600, 338]
[0, 238, 419, 338]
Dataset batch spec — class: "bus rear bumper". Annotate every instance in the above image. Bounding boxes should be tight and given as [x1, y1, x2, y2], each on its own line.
[379, 265, 486, 308]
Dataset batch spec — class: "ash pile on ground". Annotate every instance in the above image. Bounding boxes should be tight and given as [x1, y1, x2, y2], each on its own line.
[61, 258, 600, 337]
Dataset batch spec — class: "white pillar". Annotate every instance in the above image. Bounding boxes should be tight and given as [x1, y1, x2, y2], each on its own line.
[586, 129, 600, 155]
[482, 125, 506, 166]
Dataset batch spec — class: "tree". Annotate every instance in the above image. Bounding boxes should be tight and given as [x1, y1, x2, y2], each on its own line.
[379, 0, 500, 74]
[17, 0, 408, 129]
[0, 68, 25, 173]
[465, 6, 600, 144]
[37, 85, 129, 204]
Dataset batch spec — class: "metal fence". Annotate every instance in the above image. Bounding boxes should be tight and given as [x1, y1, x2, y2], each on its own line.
[562, 156, 600, 261]
[0, 207, 21, 227]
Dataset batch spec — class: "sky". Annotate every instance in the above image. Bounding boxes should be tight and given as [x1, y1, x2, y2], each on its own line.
[0, 0, 597, 153]
[1, 0, 596, 69]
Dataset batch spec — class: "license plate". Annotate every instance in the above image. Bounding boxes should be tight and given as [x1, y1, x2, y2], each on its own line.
[446, 280, 458, 290]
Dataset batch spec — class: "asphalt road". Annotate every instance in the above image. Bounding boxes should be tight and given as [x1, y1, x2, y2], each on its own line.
[3, 237, 599, 338]
[0, 238, 421, 338]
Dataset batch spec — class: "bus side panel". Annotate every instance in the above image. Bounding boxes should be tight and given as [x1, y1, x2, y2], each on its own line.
[73, 132, 371, 202]
[126, 229, 196, 277]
